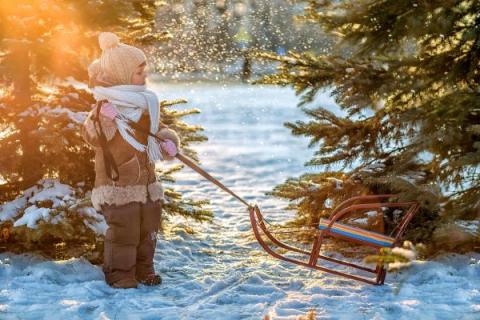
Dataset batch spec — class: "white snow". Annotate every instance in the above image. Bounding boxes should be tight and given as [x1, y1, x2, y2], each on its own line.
[17, 104, 88, 125]
[365, 210, 379, 217]
[391, 247, 416, 261]
[352, 217, 368, 225]
[1, 82, 479, 319]
[13, 206, 52, 228]
[1, 179, 103, 234]
[360, 163, 385, 173]
[78, 207, 107, 236]
[455, 220, 480, 235]
[38, 105, 88, 124]
[326, 177, 343, 189]
[324, 198, 334, 208]
[398, 171, 426, 185]
[0, 197, 27, 222]
[27, 179, 74, 208]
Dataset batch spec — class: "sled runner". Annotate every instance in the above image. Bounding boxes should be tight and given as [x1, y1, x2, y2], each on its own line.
[113, 111, 420, 285]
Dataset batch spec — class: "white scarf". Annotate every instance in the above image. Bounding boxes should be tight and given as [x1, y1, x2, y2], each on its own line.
[90, 84, 162, 161]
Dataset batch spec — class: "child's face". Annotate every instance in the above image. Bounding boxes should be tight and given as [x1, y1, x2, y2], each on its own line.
[131, 64, 147, 85]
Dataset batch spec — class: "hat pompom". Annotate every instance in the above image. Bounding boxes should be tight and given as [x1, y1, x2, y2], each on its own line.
[98, 32, 120, 51]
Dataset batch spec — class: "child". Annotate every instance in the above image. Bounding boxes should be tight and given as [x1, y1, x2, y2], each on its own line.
[81, 32, 180, 289]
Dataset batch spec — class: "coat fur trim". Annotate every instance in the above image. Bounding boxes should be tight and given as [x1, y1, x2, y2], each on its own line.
[91, 181, 164, 211]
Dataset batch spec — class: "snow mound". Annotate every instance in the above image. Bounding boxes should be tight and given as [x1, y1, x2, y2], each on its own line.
[1, 178, 105, 235]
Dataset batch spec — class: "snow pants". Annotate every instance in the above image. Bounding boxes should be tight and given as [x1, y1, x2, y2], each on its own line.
[100, 199, 162, 285]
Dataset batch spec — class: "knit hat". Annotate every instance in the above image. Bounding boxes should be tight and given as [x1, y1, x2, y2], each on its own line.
[88, 32, 146, 86]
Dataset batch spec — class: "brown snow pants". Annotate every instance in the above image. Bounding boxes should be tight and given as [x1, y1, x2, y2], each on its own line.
[100, 199, 162, 285]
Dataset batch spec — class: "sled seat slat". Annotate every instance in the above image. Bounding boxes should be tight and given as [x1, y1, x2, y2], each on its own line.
[319, 219, 395, 248]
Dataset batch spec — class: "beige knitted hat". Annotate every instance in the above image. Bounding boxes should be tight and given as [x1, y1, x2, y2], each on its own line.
[89, 32, 146, 86]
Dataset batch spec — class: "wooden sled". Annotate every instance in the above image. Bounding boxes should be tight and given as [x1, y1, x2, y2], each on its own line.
[249, 194, 420, 285]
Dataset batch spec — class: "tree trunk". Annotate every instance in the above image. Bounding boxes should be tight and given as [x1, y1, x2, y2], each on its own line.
[10, 43, 43, 190]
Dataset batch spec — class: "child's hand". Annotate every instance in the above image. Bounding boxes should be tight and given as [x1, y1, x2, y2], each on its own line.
[160, 139, 178, 157]
[100, 102, 118, 120]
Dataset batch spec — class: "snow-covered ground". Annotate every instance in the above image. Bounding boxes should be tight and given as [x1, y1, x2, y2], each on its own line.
[1, 82, 479, 319]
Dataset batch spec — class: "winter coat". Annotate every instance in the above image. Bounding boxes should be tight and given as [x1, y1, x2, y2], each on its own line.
[81, 101, 180, 211]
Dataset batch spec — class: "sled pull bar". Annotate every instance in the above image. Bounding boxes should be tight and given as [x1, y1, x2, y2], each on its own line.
[175, 153, 252, 208]
[126, 119, 252, 208]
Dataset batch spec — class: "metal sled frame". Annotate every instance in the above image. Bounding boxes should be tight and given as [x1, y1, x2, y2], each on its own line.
[249, 194, 420, 285]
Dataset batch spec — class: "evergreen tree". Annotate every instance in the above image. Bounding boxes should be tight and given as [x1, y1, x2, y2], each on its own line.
[0, 0, 212, 261]
[253, 0, 480, 248]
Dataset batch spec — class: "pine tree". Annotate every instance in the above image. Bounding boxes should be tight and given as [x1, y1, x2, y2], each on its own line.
[0, 0, 212, 261]
[253, 0, 480, 247]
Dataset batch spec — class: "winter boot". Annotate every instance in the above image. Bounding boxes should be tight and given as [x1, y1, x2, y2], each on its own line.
[111, 278, 138, 289]
[137, 273, 162, 286]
